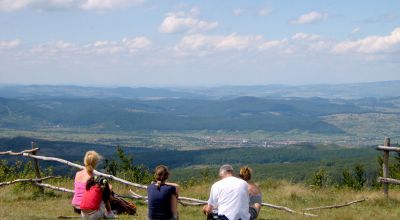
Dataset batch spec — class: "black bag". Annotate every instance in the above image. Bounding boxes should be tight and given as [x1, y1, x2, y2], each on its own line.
[207, 213, 229, 220]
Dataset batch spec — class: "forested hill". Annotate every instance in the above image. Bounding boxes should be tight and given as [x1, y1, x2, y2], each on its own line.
[0, 85, 202, 99]
[0, 137, 377, 176]
[1, 80, 400, 99]
[0, 96, 370, 133]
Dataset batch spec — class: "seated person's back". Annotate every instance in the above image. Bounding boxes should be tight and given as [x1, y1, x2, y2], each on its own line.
[147, 165, 179, 220]
[205, 164, 250, 220]
[147, 183, 176, 219]
[209, 176, 249, 220]
[240, 166, 262, 220]
[71, 151, 99, 212]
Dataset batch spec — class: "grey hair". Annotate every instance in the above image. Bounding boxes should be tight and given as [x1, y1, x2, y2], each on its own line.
[219, 164, 234, 177]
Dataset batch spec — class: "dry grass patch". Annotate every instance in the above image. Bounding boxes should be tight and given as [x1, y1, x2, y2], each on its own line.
[2, 179, 400, 219]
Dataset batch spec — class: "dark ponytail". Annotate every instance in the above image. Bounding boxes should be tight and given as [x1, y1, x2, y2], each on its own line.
[154, 165, 169, 190]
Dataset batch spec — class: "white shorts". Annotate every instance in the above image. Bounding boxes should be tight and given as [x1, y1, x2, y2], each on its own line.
[81, 201, 106, 220]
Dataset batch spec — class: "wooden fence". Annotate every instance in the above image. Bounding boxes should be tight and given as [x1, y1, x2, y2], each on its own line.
[376, 137, 400, 197]
[0, 141, 369, 217]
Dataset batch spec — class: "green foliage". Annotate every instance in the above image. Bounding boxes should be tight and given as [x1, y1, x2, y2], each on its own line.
[310, 168, 330, 189]
[180, 177, 197, 189]
[199, 167, 212, 183]
[376, 152, 400, 182]
[0, 159, 35, 181]
[353, 164, 366, 190]
[390, 152, 400, 180]
[341, 168, 354, 188]
[0, 96, 368, 133]
[0, 159, 54, 194]
[341, 164, 366, 190]
[104, 146, 153, 184]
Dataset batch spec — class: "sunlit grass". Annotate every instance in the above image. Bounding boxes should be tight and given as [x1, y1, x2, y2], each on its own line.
[2, 179, 400, 219]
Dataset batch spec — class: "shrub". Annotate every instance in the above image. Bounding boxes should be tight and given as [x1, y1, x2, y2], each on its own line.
[310, 168, 330, 189]
[104, 146, 153, 184]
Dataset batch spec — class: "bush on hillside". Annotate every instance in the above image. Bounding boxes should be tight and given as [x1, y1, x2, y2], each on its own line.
[104, 146, 153, 184]
[341, 164, 366, 190]
[310, 168, 330, 189]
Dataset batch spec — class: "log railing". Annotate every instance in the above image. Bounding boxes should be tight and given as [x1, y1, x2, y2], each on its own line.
[0, 144, 369, 217]
[376, 137, 400, 197]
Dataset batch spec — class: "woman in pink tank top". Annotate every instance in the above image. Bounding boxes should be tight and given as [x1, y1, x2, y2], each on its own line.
[71, 151, 100, 213]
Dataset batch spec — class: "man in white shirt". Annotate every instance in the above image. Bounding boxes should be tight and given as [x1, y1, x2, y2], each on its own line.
[203, 164, 250, 220]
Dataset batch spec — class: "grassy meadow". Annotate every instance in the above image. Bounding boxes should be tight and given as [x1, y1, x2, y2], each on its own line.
[1, 179, 400, 220]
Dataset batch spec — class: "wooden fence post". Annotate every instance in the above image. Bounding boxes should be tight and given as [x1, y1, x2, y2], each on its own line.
[382, 137, 390, 198]
[31, 141, 44, 194]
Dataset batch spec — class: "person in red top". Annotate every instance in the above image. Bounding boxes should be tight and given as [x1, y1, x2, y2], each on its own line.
[80, 176, 116, 219]
[72, 151, 100, 214]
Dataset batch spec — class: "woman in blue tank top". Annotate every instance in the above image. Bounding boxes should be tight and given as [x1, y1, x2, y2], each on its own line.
[147, 165, 180, 220]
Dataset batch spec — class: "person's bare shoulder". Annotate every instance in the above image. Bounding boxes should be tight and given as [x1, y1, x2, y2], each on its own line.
[75, 170, 90, 182]
[249, 183, 262, 195]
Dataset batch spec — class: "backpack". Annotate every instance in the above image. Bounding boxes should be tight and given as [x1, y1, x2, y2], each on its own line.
[110, 193, 137, 215]
[92, 176, 137, 215]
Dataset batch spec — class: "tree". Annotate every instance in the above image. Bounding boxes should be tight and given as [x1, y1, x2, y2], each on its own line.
[310, 168, 330, 189]
[342, 168, 354, 188]
[341, 164, 366, 190]
[104, 146, 153, 184]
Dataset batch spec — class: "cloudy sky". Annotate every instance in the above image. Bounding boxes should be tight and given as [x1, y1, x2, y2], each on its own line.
[0, 0, 399, 86]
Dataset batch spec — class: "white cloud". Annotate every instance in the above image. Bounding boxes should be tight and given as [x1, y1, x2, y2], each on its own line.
[173, 32, 335, 57]
[259, 7, 271, 17]
[83, 37, 151, 54]
[158, 13, 218, 34]
[29, 37, 151, 56]
[290, 11, 327, 25]
[174, 33, 262, 56]
[121, 37, 151, 52]
[0, 39, 21, 49]
[0, 0, 144, 11]
[258, 39, 287, 50]
[80, 0, 144, 10]
[292, 33, 320, 41]
[292, 33, 332, 53]
[233, 8, 242, 16]
[29, 40, 78, 56]
[0, 0, 32, 11]
[189, 6, 200, 17]
[351, 27, 360, 34]
[332, 27, 400, 54]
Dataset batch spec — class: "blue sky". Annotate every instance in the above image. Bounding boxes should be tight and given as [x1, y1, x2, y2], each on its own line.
[0, 0, 399, 86]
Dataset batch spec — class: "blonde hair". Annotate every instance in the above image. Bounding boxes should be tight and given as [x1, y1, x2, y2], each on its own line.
[154, 165, 169, 189]
[239, 166, 252, 182]
[84, 151, 101, 174]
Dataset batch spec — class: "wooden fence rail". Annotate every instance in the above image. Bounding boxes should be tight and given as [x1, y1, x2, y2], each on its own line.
[376, 137, 400, 197]
[20, 152, 148, 189]
[0, 144, 370, 217]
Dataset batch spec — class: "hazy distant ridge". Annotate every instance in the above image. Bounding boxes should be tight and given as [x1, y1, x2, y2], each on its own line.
[1, 80, 399, 99]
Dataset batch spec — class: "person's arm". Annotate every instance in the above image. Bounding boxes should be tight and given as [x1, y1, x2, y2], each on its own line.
[250, 184, 262, 214]
[105, 200, 112, 212]
[171, 193, 178, 220]
[202, 204, 214, 215]
[203, 184, 217, 216]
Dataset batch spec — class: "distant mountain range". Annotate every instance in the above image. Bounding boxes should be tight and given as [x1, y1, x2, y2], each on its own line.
[0, 85, 202, 100]
[0, 80, 400, 100]
[0, 96, 366, 133]
[1, 81, 399, 134]
[180, 80, 400, 99]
